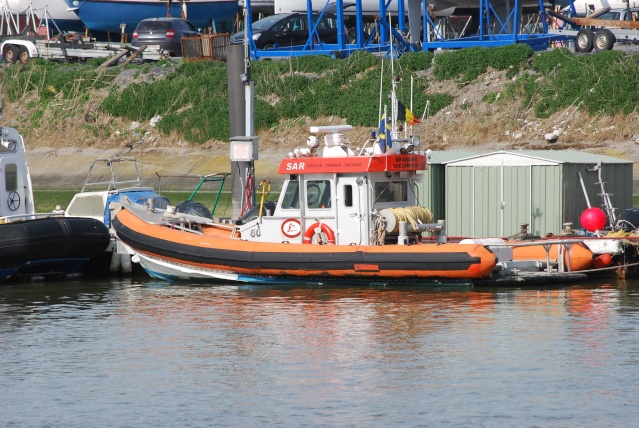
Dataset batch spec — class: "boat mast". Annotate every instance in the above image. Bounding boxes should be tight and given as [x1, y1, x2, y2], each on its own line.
[243, 4, 254, 136]
[388, 12, 399, 148]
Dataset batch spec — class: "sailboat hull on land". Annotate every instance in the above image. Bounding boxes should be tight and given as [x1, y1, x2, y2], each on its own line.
[62, 0, 239, 34]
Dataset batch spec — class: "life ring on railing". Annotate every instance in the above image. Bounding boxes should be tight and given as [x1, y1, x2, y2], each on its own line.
[303, 222, 335, 244]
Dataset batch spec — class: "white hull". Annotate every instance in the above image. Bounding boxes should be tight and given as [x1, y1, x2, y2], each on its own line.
[583, 239, 625, 256]
[1, 0, 78, 21]
[566, 0, 639, 16]
[1, 0, 83, 32]
[131, 250, 241, 282]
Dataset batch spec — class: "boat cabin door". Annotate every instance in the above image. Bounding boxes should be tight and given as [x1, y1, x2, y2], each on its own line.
[0, 142, 34, 218]
[335, 175, 369, 245]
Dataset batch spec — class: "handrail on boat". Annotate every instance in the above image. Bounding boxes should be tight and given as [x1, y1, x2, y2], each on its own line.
[0, 211, 65, 223]
[81, 157, 142, 192]
[155, 172, 231, 215]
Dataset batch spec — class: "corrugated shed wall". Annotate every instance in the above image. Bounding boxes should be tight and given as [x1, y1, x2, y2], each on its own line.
[502, 166, 531, 238]
[440, 151, 633, 237]
[562, 163, 591, 230]
[562, 163, 633, 230]
[445, 166, 503, 237]
[474, 166, 502, 237]
[418, 165, 446, 222]
[417, 151, 478, 223]
[531, 165, 562, 236]
[445, 165, 471, 237]
[446, 164, 567, 237]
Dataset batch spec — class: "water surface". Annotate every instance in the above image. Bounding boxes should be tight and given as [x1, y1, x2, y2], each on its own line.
[1, 278, 638, 427]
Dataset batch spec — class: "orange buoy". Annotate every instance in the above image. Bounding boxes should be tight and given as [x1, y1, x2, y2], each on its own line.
[593, 253, 613, 269]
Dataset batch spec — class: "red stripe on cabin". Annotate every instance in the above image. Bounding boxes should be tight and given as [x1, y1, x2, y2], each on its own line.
[278, 154, 427, 174]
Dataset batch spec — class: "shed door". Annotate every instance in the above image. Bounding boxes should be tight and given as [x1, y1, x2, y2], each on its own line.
[472, 166, 531, 237]
[501, 166, 532, 237]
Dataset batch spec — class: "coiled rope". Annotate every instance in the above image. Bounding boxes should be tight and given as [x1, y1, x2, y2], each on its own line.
[386, 206, 433, 233]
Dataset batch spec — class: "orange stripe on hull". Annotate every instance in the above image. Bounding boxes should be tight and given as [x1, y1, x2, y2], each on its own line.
[354, 264, 380, 272]
[115, 209, 498, 280]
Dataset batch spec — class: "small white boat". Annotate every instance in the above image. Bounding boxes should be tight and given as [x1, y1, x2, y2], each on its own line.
[64, 153, 170, 274]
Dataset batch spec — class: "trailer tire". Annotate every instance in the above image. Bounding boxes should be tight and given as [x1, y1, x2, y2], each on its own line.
[594, 29, 616, 52]
[18, 46, 30, 64]
[3, 45, 18, 64]
[575, 28, 594, 53]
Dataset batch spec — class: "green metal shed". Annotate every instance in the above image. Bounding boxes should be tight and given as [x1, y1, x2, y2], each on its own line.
[440, 150, 634, 238]
[417, 150, 477, 223]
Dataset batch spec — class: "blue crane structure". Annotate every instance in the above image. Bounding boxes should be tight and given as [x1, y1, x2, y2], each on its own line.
[239, 0, 569, 59]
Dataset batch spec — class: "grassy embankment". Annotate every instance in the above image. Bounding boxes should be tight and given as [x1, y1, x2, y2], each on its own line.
[2, 45, 636, 145]
[2, 45, 639, 211]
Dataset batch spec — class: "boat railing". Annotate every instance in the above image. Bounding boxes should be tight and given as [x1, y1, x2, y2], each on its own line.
[81, 157, 142, 193]
[156, 172, 230, 215]
[0, 210, 65, 223]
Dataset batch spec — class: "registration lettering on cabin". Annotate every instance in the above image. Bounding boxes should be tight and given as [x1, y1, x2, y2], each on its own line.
[286, 162, 305, 171]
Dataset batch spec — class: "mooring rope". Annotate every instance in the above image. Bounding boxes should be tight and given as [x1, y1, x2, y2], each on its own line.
[385, 206, 433, 233]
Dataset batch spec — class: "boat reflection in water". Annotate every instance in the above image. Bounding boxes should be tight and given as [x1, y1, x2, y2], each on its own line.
[1, 277, 638, 426]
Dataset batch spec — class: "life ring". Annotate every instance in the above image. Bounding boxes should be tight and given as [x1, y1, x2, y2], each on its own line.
[303, 222, 335, 244]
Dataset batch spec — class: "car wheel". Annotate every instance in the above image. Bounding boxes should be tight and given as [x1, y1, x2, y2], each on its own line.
[261, 43, 275, 49]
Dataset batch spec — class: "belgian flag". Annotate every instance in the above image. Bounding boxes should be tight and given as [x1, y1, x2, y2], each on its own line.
[397, 101, 421, 125]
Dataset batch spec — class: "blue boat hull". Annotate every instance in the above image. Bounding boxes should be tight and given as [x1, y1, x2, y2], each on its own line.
[52, 18, 88, 33]
[64, 0, 238, 34]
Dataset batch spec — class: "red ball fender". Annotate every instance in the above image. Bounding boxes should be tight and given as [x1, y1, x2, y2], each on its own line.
[593, 253, 613, 269]
[303, 222, 336, 244]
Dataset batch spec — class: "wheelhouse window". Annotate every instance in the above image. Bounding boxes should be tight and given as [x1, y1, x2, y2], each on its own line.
[344, 184, 353, 207]
[5, 164, 17, 192]
[281, 180, 300, 209]
[374, 180, 408, 204]
[306, 180, 331, 209]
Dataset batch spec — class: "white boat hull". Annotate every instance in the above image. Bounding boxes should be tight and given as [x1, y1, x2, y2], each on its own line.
[1, 0, 84, 32]
[583, 238, 625, 255]
[131, 249, 241, 282]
